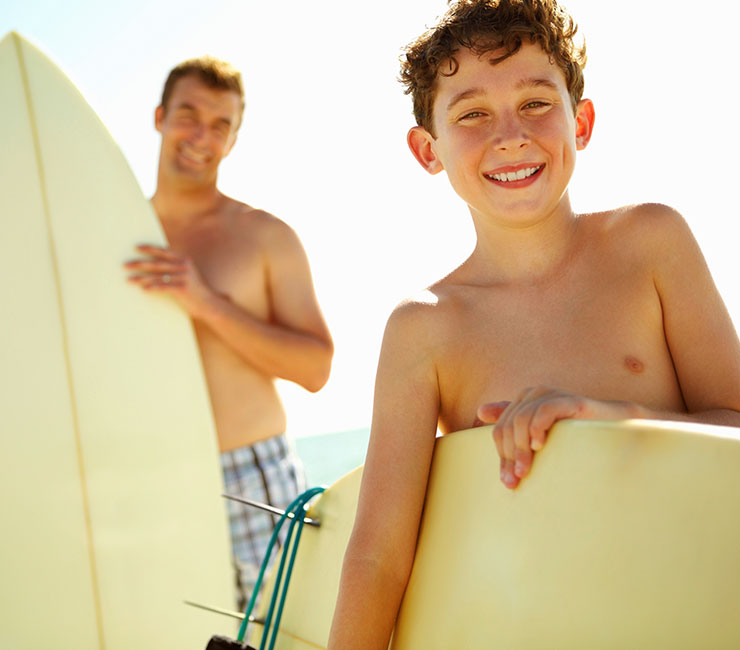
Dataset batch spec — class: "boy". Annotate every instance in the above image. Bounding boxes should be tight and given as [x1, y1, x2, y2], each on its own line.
[328, 0, 740, 648]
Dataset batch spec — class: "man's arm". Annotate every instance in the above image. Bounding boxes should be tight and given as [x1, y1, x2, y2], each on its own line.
[478, 205, 740, 489]
[328, 299, 440, 650]
[125, 219, 333, 392]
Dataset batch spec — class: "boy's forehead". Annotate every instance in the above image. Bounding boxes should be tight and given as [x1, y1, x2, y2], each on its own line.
[432, 42, 567, 112]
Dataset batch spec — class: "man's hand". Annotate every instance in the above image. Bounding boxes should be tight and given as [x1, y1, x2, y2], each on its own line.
[477, 388, 636, 489]
[124, 245, 215, 319]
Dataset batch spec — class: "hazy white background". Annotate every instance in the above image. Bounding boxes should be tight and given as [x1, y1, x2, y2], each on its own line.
[3, 0, 738, 437]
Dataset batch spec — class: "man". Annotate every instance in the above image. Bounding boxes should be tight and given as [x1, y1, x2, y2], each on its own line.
[125, 57, 334, 608]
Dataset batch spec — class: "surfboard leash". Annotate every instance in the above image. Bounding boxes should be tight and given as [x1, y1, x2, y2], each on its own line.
[205, 486, 326, 650]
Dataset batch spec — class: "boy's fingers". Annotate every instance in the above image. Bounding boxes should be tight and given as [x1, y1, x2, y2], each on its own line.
[514, 447, 533, 478]
[500, 458, 518, 489]
[477, 400, 511, 423]
[491, 424, 504, 459]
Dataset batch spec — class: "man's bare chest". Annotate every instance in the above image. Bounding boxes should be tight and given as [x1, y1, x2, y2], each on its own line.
[170, 226, 269, 313]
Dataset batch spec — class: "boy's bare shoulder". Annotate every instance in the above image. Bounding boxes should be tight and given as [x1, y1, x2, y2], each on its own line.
[589, 202, 690, 241]
[383, 274, 475, 356]
[584, 202, 696, 263]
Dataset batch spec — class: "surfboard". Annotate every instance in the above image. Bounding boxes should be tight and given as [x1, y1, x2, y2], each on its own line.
[0, 31, 234, 649]
[249, 419, 740, 649]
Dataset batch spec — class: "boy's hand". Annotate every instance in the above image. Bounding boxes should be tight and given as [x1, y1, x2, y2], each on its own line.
[477, 388, 631, 489]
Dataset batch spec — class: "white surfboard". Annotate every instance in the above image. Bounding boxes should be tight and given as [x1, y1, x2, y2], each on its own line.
[250, 420, 740, 649]
[0, 31, 234, 649]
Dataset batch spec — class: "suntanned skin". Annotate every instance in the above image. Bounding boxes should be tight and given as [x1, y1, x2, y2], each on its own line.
[328, 43, 740, 650]
[125, 75, 333, 452]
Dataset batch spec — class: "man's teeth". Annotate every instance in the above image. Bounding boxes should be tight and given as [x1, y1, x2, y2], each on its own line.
[180, 145, 208, 163]
[488, 166, 541, 182]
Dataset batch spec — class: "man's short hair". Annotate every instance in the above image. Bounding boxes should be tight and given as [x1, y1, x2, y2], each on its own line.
[160, 56, 245, 128]
[400, 0, 587, 136]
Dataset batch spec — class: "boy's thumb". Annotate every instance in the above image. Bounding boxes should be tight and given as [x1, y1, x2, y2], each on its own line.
[475, 400, 511, 425]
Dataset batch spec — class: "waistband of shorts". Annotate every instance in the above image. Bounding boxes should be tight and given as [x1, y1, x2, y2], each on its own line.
[219, 433, 293, 464]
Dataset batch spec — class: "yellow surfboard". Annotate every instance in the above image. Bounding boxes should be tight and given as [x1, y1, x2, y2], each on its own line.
[0, 31, 233, 649]
[251, 420, 740, 649]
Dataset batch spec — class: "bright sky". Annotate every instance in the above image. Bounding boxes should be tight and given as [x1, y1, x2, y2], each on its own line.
[3, 0, 739, 437]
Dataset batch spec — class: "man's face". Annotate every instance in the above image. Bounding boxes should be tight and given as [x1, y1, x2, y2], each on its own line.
[410, 42, 593, 228]
[155, 75, 242, 184]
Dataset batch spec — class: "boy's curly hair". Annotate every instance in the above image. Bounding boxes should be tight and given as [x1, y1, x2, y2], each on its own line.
[400, 0, 586, 136]
[160, 56, 245, 128]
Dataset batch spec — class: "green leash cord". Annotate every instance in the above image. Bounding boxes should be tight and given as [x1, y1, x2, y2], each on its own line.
[236, 486, 326, 649]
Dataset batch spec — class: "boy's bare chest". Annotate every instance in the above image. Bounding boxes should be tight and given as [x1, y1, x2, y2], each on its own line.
[434, 268, 681, 431]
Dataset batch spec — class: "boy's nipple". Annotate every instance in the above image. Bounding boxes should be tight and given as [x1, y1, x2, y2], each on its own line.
[624, 355, 645, 374]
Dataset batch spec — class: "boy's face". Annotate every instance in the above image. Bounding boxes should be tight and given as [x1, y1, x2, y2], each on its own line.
[408, 42, 593, 227]
[155, 75, 241, 184]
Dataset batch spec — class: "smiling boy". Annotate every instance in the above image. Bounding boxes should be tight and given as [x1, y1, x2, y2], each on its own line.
[327, 1, 740, 648]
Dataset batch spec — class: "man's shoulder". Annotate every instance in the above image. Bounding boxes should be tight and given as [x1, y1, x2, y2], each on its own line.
[223, 197, 299, 242]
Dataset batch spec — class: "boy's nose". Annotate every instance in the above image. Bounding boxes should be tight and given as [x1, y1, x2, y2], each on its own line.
[492, 116, 530, 151]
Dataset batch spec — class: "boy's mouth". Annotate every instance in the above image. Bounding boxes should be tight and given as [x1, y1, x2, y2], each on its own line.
[484, 164, 544, 184]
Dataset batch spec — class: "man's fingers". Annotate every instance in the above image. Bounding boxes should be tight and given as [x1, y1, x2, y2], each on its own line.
[124, 260, 186, 274]
[128, 273, 184, 289]
[134, 244, 182, 261]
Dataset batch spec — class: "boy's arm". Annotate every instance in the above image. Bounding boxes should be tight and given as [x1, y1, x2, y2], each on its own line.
[479, 205, 740, 489]
[328, 300, 440, 650]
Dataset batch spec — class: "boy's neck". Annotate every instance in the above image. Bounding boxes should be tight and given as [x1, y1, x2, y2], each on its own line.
[469, 195, 581, 284]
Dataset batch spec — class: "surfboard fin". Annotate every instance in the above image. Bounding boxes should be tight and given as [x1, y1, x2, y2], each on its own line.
[221, 493, 321, 527]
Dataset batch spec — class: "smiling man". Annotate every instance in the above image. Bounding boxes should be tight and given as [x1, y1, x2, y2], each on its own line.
[124, 57, 333, 609]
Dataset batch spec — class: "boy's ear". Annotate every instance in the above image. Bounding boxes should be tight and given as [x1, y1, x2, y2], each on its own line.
[574, 98, 595, 150]
[407, 126, 444, 174]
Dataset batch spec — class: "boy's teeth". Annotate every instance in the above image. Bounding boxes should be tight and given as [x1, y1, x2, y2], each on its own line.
[489, 166, 541, 182]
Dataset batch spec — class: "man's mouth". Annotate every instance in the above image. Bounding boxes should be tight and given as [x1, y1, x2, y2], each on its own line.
[484, 164, 544, 183]
[178, 143, 209, 164]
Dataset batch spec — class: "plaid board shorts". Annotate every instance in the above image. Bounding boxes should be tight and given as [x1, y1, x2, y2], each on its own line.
[220, 434, 307, 611]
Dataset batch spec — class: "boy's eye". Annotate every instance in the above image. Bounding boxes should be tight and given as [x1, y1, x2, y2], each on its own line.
[522, 101, 551, 111]
[459, 110, 485, 121]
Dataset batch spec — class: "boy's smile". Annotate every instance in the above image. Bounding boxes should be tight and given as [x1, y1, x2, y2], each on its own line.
[408, 42, 593, 228]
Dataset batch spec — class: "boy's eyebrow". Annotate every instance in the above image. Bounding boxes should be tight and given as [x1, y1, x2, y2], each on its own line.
[446, 88, 486, 113]
[515, 77, 559, 92]
[446, 77, 560, 113]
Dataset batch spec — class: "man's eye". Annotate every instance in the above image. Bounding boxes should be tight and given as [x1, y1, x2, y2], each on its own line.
[460, 111, 485, 120]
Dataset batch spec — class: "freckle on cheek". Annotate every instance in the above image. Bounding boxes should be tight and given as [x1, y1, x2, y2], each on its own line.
[624, 355, 645, 374]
